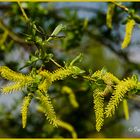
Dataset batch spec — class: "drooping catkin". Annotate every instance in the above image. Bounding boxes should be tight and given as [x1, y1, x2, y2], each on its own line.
[123, 99, 129, 120]
[105, 77, 137, 118]
[106, 3, 115, 29]
[93, 89, 104, 132]
[122, 19, 135, 49]
[61, 86, 79, 108]
[57, 120, 77, 138]
[37, 90, 58, 127]
[21, 95, 32, 128]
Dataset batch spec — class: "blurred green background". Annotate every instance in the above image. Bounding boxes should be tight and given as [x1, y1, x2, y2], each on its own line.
[0, 2, 140, 138]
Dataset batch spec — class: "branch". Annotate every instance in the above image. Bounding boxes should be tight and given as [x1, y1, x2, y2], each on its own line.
[0, 19, 25, 44]
[112, 2, 129, 12]
[0, 19, 33, 51]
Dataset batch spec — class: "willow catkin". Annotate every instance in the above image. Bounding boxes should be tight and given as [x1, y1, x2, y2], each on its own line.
[57, 120, 77, 138]
[21, 95, 32, 128]
[122, 19, 136, 49]
[1, 82, 25, 94]
[37, 90, 58, 127]
[0, 66, 33, 83]
[123, 99, 129, 120]
[106, 3, 115, 29]
[93, 89, 104, 132]
[105, 77, 137, 118]
[51, 66, 84, 82]
[61, 86, 79, 108]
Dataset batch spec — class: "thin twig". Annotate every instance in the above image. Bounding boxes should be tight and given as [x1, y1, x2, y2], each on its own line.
[111, 2, 129, 12]
[50, 58, 62, 68]
[17, 1, 29, 22]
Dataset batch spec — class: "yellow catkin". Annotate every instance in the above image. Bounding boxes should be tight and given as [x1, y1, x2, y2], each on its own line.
[105, 77, 137, 118]
[51, 67, 73, 82]
[123, 99, 129, 120]
[122, 19, 135, 49]
[62, 86, 79, 108]
[51, 66, 84, 82]
[106, 3, 115, 29]
[36, 105, 77, 138]
[1, 82, 25, 94]
[57, 120, 77, 138]
[21, 95, 32, 128]
[93, 89, 104, 132]
[102, 72, 120, 85]
[38, 79, 51, 93]
[38, 69, 52, 78]
[37, 91, 57, 127]
[38, 70, 52, 93]
[91, 70, 120, 85]
[0, 66, 33, 82]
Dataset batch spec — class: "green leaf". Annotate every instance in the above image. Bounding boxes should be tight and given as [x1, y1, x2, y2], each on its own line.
[101, 67, 107, 76]
[132, 74, 138, 82]
[70, 53, 83, 66]
[128, 89, 138, 95]
[30, 55, 39, 62]
[47, 24, 64, 42]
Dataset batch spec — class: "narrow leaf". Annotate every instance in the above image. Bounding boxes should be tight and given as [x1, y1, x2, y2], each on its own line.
[47, 24, 63, 42]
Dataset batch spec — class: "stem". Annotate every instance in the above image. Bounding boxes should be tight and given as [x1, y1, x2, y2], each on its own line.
[50, 58, 62, 68]
[83, 76, 96, 82]
[111, 2, 129, 12]
[17, 1, 29, 22]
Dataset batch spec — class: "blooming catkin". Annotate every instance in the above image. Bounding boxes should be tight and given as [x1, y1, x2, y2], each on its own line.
[37, 91, 58, 127]
[51, 66, 84, 82]
[1, 82, 25, 94]
[122, 19, 136, 49]
[0, 66, 34, 94]
[91, 70, 120, 85]
[105, 77, 137, 118]
[21, 95, 32, 128]
[38, 79, 51, 93]
[93, 89, 104, 132]
[0, 66, 33, 82]
[62, 86, 79, 108]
